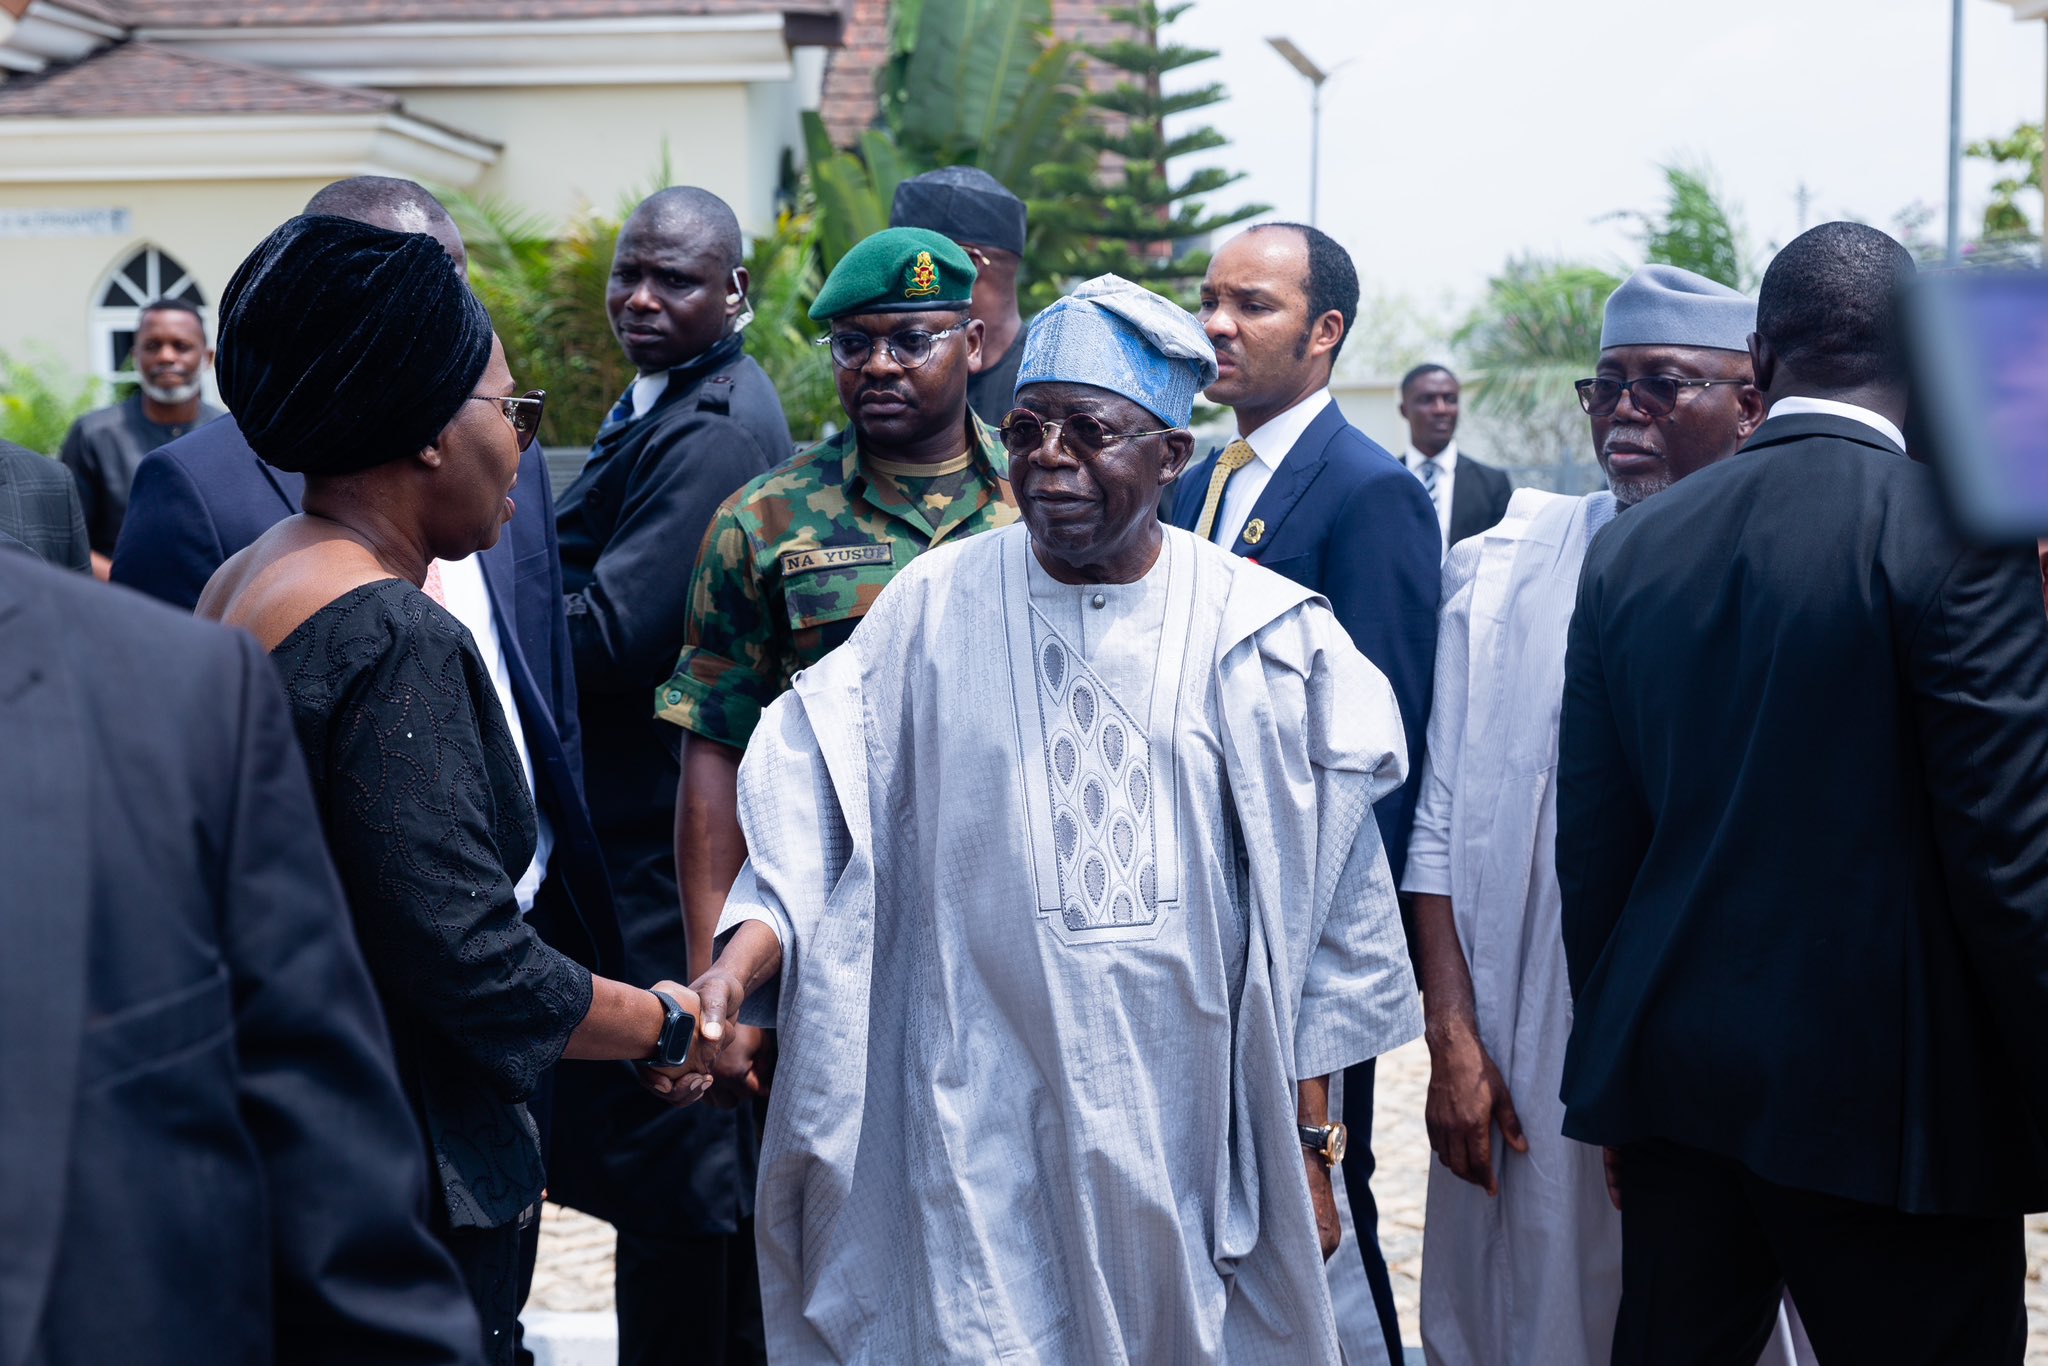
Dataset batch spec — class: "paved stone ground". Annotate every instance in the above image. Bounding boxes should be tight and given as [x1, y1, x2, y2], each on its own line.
[534, 1036, 2048, 1360]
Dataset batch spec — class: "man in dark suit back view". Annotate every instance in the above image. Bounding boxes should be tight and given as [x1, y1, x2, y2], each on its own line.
[0, 546, 485, 1366]
[1557, 221, 2048, 1363]
[0, 438, 89, 572]
[1395, 364, 1513, 551]
[1172, 221, 1440, 1365]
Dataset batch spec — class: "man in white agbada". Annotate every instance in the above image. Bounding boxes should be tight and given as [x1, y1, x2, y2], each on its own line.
[1403, 265, 1815, 1365]
[684, 274, 1422, 1364]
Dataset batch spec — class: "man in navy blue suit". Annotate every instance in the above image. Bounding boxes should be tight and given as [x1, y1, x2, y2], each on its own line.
[108, 179, 619, 1358]
[1173, 222, 1440, 1364]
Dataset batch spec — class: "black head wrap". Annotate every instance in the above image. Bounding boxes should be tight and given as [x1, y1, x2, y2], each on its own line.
[216, 214, 493, 476]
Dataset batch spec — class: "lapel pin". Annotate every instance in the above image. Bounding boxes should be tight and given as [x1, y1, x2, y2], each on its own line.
[1242, 518, 1266, 546]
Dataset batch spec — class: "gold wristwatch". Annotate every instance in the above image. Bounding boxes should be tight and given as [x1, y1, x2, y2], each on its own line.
[1298, 1122, 1348, 1166]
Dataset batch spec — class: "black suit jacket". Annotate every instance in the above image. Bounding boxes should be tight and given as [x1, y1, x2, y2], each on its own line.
[1170, 401, 1441, 880]
[0, 440, 88, 572]
[1447, 451, 1513, 546]
[549, 337, 787, 1234]
[0, 550, 482, 1366]
[109, 416, 620, 976]
[1557, 412, 2048, 1216]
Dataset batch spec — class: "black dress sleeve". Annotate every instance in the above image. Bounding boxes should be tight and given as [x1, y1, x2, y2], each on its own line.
[298, 585, 593, 1103]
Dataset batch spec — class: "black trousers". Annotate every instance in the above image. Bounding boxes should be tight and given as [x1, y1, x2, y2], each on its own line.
[615, 1223, 765, 1366]
[1339, 1057, 1404, 1364]
[443, 1222, 527, 1366]
[1613, 1139, 2025, 1366]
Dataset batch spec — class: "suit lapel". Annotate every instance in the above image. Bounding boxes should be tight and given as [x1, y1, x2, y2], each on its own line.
[0, 565, 90, 1366]
[1223, 400, 1346, 557]
[1447, 460, 1480, 542]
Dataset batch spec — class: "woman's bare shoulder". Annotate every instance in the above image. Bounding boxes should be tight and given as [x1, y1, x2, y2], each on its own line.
[198, 518, 401, 652]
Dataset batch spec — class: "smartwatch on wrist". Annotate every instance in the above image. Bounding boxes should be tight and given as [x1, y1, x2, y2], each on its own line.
[1299, 1122, 1348, 1166]
[648, 989, 697, 1067]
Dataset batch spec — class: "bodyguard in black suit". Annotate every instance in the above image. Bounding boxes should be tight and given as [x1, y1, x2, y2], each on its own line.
[0, 546, 484, 1366]
[0, 438, 88, 571]
[1395, 364, 1513, 547]
[1557, 222, 2048, 1363]
[547, 187, 789, 1366]
[1178, 223, 1439, 1366]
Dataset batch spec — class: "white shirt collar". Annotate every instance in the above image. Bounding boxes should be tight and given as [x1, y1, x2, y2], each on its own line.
[629, 371, 670, 420]
[1240, 388, 1333, 470]
[1766, 397, 1906, 452]
[1401, 439, 1459, 473]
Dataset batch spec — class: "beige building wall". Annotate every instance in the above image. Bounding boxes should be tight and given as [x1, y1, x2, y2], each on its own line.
[0, 176, 326, 382]
[404, 83, 772, 229]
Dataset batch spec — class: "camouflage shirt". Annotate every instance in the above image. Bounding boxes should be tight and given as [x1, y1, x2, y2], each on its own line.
[656, 414, 1019, 747]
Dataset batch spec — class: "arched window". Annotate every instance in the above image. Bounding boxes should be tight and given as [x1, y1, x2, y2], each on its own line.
[90, 245, 207, 386]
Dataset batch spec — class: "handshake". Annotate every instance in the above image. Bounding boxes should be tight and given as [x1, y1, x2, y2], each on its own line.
[636, 961, 769, 1110]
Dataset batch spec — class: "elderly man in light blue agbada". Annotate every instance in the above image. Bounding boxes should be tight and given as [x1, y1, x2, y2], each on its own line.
[1402, 264, 1814, 1366]
[685, 274, 1422, 1364]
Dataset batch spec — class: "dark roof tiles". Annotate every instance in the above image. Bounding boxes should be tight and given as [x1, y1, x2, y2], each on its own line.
[0, 41, 396, 117]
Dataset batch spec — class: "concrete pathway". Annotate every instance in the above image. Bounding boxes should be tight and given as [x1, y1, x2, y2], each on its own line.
[529, 1036, 2048, 1361]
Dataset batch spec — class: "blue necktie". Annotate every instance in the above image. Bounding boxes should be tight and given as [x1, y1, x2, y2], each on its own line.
[599, 386, 637, 436]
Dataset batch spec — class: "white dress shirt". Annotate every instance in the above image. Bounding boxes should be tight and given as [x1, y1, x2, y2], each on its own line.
[1402, 440, 1459, 549]
[629, 370, 670, 421]
[1766, 396, 1907, 452]
[1211, 387, 1333, 547]
[434, 553, 552, 914]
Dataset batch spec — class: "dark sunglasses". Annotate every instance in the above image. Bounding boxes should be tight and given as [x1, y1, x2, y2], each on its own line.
[467, 389, 547, 446]
[816, 325, 964, 371]
[998, 408, 1178, 460]
[1574, 375, 1745, 419]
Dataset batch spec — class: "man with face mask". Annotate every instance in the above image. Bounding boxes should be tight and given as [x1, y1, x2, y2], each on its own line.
[547, 184, 792, 1366]
[1401, 265, 1810, 1365]
[60, 298, 220, 577]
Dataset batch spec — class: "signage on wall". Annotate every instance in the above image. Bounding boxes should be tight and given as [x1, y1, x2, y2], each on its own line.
[0, 207, 132, 238]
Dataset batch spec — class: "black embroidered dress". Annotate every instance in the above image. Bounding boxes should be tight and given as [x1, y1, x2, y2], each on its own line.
[269, 579, 592, 1237]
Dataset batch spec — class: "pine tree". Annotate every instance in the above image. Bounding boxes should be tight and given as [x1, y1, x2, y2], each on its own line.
[1040, 2, 1266, 301]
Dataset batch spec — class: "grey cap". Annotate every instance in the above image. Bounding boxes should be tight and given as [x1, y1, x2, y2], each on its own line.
[890, 166, 1027, 257]
[1600, 264, 1756, 352]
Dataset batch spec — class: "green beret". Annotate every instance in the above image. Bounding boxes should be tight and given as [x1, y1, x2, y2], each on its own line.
[810, 226, 976, 321]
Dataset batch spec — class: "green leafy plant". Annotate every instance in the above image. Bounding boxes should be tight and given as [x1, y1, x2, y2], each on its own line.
[1034, 2, 1267, 304]
[740, 201, 840, 445]
[1966, 121, 2042, 265]
[1603, 162, 1754, 290]
[0, 346, 103, 456]
[804, 0, 1093, 307]
[449, 191, 632, 451]
[1454, 259, 1621, 421]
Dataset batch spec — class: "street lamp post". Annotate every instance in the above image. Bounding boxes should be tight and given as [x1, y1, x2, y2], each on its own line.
[1947, 0, 1965, 265]
[1266, 36, 1350, 229]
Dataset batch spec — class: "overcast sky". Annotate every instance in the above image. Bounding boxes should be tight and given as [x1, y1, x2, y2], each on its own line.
[1168, 0, 2045, 346]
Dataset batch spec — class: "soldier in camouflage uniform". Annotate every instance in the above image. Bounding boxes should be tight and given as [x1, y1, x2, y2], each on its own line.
[658, 227, 1020, 1093]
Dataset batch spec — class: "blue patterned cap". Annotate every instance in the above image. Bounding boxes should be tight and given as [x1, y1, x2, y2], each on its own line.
[1016, 274, 1219, 427]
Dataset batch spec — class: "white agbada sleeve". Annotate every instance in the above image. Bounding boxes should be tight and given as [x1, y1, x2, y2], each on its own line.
[1401, 535, 1486, 899]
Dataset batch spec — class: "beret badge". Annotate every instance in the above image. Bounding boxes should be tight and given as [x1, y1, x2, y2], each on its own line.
[905, 250, 940, 300]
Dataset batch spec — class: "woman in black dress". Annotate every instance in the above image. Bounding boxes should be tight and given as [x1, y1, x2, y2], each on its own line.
[196, 215, 713, 1363]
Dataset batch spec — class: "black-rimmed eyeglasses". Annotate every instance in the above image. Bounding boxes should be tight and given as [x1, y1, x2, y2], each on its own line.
[816, 326, 965, 371]
[997, 408, 1177, 460]
[468, 389, 547, 446]
[1574, 376, 1746, 418]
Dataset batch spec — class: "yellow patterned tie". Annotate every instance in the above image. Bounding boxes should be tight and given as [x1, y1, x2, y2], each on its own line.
[1191, 439, 1257, 542]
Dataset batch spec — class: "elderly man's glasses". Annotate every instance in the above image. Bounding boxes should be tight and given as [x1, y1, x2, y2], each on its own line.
[817, 326, 964, 371]
[1574, 375, 1746, 418]
[468, 390, 547, 446]
[998, 409, 1177, 460]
